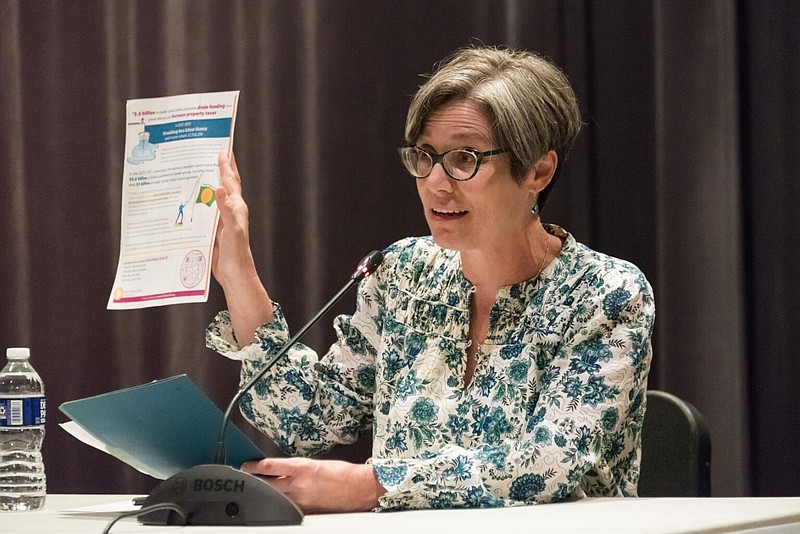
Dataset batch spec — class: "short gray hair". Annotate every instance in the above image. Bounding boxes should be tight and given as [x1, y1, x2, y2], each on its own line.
[405, 46, 582, 205]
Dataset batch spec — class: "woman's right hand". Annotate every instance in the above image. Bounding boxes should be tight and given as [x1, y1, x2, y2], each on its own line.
[212, 151, 274, 346]
[212, 151, 256, 289]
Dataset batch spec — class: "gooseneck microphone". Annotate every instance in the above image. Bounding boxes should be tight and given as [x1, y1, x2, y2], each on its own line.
[138, 250, 384, 527]
[213, 249, 384, 465]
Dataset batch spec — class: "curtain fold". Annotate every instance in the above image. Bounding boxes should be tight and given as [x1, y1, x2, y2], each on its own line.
[1, 1, 32, 344]
[739, 0, 800, 497]
[653, 0, 749, 496]
[1, 0, 797, 496]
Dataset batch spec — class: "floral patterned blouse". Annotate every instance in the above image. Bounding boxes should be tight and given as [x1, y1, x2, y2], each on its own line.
[206, 225, 655, 510]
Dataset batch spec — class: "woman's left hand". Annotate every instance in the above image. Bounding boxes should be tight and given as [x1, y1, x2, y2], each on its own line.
[241, 457, 386, 514]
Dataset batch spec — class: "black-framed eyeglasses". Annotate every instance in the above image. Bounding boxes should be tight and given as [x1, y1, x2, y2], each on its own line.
[398, 145, 507, 181]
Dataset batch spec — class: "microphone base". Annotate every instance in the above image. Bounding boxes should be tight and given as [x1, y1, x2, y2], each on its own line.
[137, 464, 303, 526]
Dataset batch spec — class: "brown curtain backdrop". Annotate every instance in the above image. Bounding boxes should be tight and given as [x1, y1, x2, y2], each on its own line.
[1, 0, 797, 497]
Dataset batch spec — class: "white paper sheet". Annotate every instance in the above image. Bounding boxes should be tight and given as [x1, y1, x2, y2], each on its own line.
[59, 421, 168, 479]
[60, 497, 141, 515]
[107, 90, 239, 309]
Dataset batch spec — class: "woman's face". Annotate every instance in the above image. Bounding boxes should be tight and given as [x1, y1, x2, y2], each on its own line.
[415, 99, 536, 254]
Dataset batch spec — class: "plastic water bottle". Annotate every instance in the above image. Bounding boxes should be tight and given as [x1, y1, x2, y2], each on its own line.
[0, 347, 46, 511]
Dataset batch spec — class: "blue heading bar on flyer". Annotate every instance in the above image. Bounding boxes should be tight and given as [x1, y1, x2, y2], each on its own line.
[146, 118, 232, 144]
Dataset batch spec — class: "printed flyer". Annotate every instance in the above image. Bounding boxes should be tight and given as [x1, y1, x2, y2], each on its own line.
[108, 90, 239, 309]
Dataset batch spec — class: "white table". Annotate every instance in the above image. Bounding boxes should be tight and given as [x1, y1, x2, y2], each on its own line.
[4, 494, 800, 533]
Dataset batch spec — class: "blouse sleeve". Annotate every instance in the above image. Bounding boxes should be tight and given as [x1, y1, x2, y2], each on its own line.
[372, 268, 655, 510]
[205, 273, 384, 457]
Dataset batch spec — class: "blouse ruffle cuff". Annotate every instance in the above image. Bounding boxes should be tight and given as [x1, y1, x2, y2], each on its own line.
[371, 457, 443, 511]
[205, 303, 291, 361]
[372, 458, 415, 511]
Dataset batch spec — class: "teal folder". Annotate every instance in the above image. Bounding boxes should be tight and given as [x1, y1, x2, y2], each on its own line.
[59, 374, 265, 479]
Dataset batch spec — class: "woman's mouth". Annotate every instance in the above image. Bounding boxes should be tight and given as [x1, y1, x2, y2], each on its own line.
[431, 208, 468, 220]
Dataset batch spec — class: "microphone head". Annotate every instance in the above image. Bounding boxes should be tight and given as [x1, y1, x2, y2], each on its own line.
[352, 250, 384, 281]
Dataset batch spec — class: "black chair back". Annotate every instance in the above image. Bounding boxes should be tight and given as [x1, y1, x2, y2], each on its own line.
[638, 390, 711, 497]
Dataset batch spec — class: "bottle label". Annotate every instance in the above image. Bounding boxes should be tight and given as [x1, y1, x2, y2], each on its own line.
[0, 396, 46, 426]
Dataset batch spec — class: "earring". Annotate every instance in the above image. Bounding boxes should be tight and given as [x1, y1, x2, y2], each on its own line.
[531, 194, 540, 216]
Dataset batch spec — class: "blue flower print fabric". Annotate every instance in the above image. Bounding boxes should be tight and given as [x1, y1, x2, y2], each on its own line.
[206, 225, 655, 510]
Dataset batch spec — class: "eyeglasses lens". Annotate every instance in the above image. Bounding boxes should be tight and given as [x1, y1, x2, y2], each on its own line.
[444, 150, 478, 180]
[401, 148, 429, 177]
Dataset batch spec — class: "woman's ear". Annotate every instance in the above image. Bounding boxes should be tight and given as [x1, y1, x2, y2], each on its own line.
[524, 150, 558, 195]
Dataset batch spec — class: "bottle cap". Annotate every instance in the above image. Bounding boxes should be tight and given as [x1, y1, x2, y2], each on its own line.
[6, 347, 30, 360]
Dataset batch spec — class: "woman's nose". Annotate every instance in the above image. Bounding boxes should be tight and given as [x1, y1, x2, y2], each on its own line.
[425, 162, 455, 192]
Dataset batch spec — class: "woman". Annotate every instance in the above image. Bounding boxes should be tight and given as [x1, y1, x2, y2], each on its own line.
[206, 46, 655, 513]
